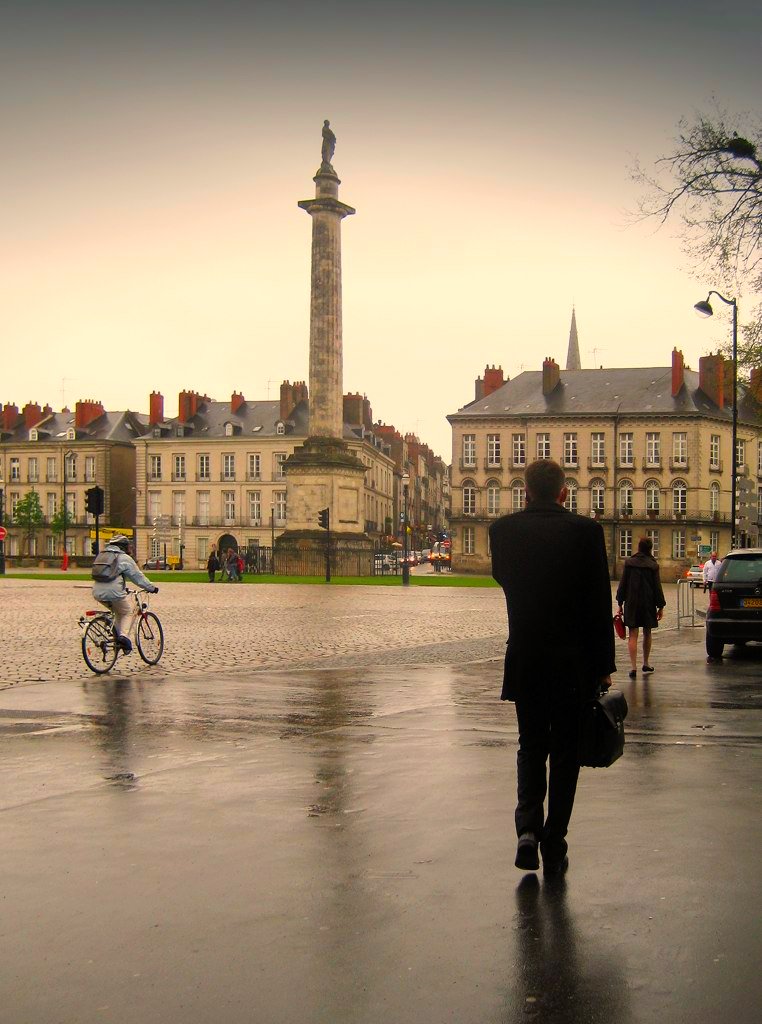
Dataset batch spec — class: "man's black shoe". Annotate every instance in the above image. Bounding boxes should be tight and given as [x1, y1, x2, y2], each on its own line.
[542, 854, 569, 877]
[116, 635, 132, 655]
[515, 832, 539, 871]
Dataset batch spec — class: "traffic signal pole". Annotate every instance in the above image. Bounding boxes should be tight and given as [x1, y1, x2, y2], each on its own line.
[317, 507, 331, 582]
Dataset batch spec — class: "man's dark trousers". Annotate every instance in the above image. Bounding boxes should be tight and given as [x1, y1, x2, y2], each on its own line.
[514, 684, 581, 860]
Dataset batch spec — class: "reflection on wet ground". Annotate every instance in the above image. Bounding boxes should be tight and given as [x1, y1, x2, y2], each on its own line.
[1, 630, 761, 1023]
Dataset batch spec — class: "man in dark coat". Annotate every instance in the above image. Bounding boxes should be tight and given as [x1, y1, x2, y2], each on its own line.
[489, 459, 615, 875]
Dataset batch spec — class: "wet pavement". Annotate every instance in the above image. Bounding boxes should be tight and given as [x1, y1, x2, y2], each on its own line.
[1, 580, 761, 1022]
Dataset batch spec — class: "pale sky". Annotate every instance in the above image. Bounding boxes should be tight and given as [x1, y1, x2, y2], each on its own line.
[2, 0, 760, 459]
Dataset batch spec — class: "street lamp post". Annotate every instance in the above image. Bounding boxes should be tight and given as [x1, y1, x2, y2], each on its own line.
[62, 447, 74, 570]
[401, 471, 410, 587]
[694, 292, 738, 548]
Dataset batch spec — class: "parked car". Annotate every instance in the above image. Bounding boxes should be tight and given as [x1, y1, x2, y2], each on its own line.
[143, 557, 168, 570]
[684, 563, 705, 588]
[705, 549, 762, 660]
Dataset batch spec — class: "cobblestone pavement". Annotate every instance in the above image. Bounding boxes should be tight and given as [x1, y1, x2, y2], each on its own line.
[2, 578, 687, 686]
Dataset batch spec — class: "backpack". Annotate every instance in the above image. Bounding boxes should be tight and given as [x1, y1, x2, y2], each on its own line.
[91, 549, 122, 582]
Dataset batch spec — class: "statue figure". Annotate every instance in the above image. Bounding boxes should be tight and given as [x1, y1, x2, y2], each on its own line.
[321, 120, 336, 165]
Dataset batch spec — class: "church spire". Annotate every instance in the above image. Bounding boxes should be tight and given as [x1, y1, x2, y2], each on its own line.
[566, 307, 581, 370]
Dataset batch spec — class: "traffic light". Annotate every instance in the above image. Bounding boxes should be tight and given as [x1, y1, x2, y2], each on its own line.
[85, 485, 105, 516]
[317, 508, 330, 530]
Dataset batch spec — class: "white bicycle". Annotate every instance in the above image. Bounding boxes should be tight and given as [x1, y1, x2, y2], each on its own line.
[79, 589, 164, 674]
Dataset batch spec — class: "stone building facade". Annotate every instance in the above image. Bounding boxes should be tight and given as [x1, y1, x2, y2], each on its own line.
[448, 350, 762, 578]
[0, 400, 144, 562]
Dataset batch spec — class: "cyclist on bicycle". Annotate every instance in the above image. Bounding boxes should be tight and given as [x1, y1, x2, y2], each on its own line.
[91, 535, 159, 654]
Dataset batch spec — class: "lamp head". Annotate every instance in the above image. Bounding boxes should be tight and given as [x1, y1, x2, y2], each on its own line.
[694, 299, 714, 318]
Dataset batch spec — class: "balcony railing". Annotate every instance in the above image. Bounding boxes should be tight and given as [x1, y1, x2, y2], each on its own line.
[587, 458, 608, 471]
[484, 458, 503, 470]
[642, 458, 662, 471]
[668, 457, 689, 472]
[448, 507, 734, 524]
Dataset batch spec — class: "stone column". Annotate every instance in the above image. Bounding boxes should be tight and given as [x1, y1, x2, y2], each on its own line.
[298, 167, 355, 439]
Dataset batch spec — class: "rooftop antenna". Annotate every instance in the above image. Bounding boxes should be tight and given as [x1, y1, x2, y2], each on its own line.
[589, 348, 606, 366]
[265, 379, 275, 400]
[60, 377, 77, 408]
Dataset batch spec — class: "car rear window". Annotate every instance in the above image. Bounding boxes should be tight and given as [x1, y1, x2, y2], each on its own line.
[721, 556, 762, 582]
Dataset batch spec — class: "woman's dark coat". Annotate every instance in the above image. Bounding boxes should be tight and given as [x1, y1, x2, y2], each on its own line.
[615, 552, 666, 628]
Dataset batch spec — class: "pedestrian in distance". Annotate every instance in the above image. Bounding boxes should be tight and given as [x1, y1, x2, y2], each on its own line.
[616, 536, 666, 679]
[703, 552, 722, 592]
[489, 459, 615, 877]
[206, 547, 220, 583]
[225, 547, 239, 583]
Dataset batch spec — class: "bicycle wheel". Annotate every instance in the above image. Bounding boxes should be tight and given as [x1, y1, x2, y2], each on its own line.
[136, 612, 164, 665]
[82, 616, 119, 674]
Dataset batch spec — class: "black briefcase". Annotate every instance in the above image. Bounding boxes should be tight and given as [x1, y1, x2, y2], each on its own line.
[579, 688, 628, 768]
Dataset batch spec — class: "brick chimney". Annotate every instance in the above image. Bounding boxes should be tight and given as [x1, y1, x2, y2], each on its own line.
[671, 348, 685, 397]
[343, 392, 364, 425]
[542, 357, 561, 395]
[74, 399, 105, 429]
[483, 365, 505, 397]
[149, 391, 164, 425]
[474, 374, 484, 401]
[231, 391, 245, 415]
[362, 396, 373, 429]
[42, 404, 53, 417]
[292, 381, 308, 405]
[1, 404, 20, 431]
[279, 381, 294, 421]
[749, 367, 762, 403]
[698, 353, 725, 408]
[178, 390, 200, 422]
[23, 402, 42, 428]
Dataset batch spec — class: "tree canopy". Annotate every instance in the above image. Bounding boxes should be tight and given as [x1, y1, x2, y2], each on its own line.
[633, 109, 761, 372]
[13, 492, 44, 554]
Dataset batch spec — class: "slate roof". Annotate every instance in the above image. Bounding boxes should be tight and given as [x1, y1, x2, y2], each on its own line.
[1, 410, 148, 443]
[449, 367, 761, 425]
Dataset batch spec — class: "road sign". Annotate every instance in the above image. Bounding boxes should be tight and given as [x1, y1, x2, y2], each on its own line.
[0, 526, 7, 542]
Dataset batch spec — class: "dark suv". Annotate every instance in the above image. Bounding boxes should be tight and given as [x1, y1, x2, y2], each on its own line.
[705, 549, 762, 660]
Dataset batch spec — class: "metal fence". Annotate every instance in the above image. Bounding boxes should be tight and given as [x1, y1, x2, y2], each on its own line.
[676, 578, 699, 629]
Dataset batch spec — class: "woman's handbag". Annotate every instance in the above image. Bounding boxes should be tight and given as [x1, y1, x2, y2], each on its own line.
[613, 613, 626, 640]
[579, 688, 628, 768]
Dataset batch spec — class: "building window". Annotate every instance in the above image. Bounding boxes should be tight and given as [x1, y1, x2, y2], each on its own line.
[65, 492, 75, 520]
[619, 528, 632, 558]
[536, 433, 551, 460]
[46, 535, 56, 556]
[46, 457, 57, 482]
[28, 457, 38, 482]
[463, 525, 475, 555]
[150, 537, 161, 559]
[273, 490, 287, 525]
[197, 538, 208, 562]
[487, 434, 501, 467]
[9, 492, 21, 518]
[710, 435, 721, 470]
[248, 453, 261, 480]
[710, 528, 720, 552]
[10, 458, 20, 481]
[563, 433, 578, 467]
[672, 480, 687, 514]
[223, 490, 236, 523]
[274, 453, 287, 480]
[173, 454, 186, 481]
[224, 422, 234, 437]
[646, 432, 661, 466]
[590, 479, 605, 513]
[672, 432, 688, 467]
[564, 479, 578, 513]
[646, 528, 659, 557]
[65, 454, 77, 481]
[486, 482, 500, 516]
[148, 491, 161, 521]
[462, 434, 476, 467]
[46, 492, 57, 519]
[590, 433, 606, 466]
[276, 422, 285, 435]
[248, 491, 261, 525]
[710, 482, 720, 514]
[198, 454, 210, 481]
[510, 434, 525, 467]
[735, 438, 746, 470]
[645, 480, 660, 512]
[172, 491, 185, 526]
[619, 433, 633, 467]
[672, 529, 686, 560]
[618, 480, 633, 515]
[84, 455, 95, 482]
[462, 483, 476, 515]
[197, 491, 210, 526]
[223, 454, 236, 480]
[511, 481, 526, 512]
[149, 455, 162, 480]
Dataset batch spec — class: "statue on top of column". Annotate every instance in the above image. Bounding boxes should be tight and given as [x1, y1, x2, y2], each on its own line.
[321, 120, 336, 167]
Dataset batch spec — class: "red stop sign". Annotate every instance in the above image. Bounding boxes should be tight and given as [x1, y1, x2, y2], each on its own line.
[0, 526, 7, 542]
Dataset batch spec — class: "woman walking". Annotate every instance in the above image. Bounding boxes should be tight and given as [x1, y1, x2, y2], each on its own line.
[616, 536, 666, 679]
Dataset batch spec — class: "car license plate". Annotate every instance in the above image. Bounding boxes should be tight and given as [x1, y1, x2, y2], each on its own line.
[741, 597, 762, 608]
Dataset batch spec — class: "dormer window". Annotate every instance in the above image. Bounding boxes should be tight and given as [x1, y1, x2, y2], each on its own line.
[66, 428, 75, 441]
[176, 426, 185, 438]
[29, 428, 38, 441]
[153, 428, 162, 438]
[224, 422, 234, 436]
[276, 421, 285, 435]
